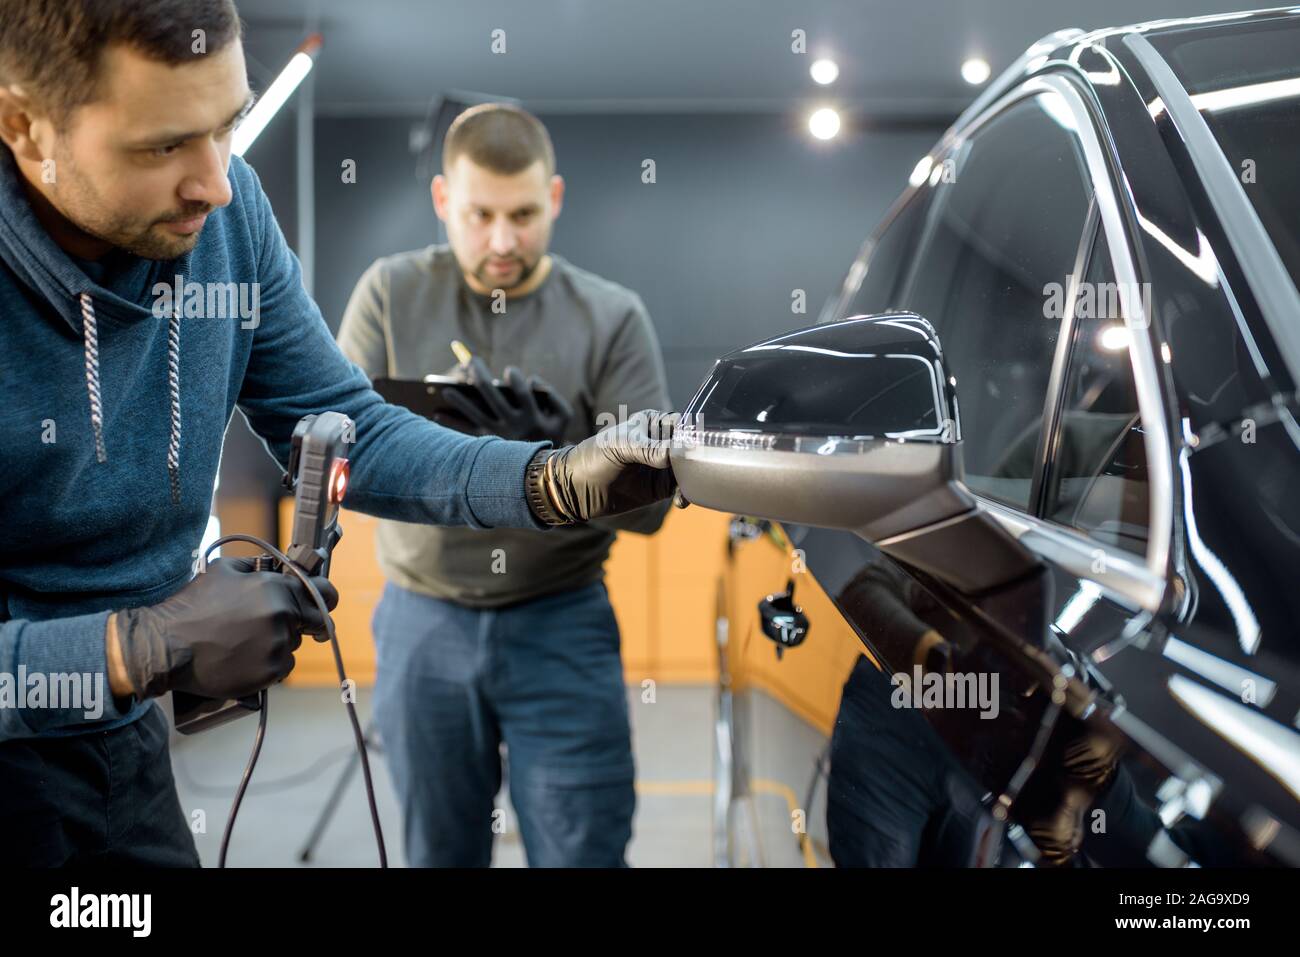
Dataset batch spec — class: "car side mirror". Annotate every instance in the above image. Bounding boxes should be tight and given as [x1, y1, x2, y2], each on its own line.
[671, 313, 1039, 595]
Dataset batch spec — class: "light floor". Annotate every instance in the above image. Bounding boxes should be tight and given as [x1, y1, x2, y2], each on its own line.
[169, 684, 715, 868]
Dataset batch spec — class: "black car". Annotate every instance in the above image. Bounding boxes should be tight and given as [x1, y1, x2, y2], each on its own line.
[673, 8, 1300, 867]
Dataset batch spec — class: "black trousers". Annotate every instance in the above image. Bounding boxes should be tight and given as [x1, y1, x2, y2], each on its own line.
[826, 656, 990, 867]
[0, 702, 200, 867]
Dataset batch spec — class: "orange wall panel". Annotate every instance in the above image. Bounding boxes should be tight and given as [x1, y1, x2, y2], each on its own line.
[276, 500, 731, 687]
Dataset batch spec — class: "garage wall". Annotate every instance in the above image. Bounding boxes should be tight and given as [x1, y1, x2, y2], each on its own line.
[306, 111, 941, 404]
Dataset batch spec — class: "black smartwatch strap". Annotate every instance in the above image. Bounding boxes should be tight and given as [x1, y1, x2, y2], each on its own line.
[525, 449, 573, 526]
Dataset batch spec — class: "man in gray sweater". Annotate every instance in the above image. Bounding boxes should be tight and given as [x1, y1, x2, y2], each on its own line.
[338, 104, 671, 867]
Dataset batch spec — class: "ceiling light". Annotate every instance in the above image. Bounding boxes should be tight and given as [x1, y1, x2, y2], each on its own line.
[810, 58, 839, 85]
[908, 156, 933, 187]
[233, 34, 322, 156]
[961, 57, 991, 85]
[1098, 325, 1131, 352]
[809, 107, 841, 140]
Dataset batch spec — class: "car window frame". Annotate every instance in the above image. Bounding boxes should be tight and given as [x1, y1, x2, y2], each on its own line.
[895, 93, 1095, 513]
[970, 72, 1173, 613]
[834, 69, 1174, 613]
[1037, 201, 1154, 556]
[820, 182, 933, 326]
[1032, 200, 1102, 518]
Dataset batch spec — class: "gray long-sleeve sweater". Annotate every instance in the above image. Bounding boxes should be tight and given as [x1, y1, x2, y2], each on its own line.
[338, 245, 672, 607]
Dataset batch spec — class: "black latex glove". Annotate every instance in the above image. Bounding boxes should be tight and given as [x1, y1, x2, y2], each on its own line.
[444, 356, 574, 445]
[115, 556, 339, 701]
[1016, 714, 1125, 867]
[546, 409, 679, 522]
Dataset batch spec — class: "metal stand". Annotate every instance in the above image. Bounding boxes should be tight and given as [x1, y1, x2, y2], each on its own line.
[297, 720, 383, 863]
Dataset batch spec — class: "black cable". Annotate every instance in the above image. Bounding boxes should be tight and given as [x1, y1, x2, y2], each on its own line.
[803, 741, 829, 825]
[204, 534, 388, 868]
[219, 689, 267, 868]
[798, 742, 830, 862]
[172, 737, 356, 797]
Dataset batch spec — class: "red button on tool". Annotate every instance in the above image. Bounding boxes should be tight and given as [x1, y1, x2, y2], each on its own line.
[329, 458, 350, 504]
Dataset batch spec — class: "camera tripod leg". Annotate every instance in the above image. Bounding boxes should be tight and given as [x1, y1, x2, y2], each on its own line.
[298, 720, 383, 863]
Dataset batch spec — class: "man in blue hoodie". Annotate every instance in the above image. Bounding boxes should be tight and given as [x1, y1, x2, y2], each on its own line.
[0, 0, 677, 866]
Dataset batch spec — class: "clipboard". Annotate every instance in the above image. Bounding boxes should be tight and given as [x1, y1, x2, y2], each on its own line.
[373, 375, 560, 436]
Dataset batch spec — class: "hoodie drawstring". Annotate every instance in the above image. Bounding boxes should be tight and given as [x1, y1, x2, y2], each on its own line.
[79, 292, 107, 465]
[166, 308, 182, 504]
[79, 292, 183, 505]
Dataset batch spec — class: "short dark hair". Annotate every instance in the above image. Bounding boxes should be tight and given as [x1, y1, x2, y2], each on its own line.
[443, 103, 556, 178]
[0, 0, 243, 122]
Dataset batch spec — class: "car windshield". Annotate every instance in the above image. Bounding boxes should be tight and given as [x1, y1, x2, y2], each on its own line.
[1150, 17, 1300, 292]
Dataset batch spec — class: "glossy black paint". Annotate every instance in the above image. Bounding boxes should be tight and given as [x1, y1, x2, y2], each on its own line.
[680, 313, 959, 442]
[760, 10, 1300, 866]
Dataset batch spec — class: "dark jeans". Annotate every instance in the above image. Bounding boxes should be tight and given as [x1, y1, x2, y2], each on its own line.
[0, 702, 200, 866]
[371, 580, 635, 867]
[827, 657, 989, 867]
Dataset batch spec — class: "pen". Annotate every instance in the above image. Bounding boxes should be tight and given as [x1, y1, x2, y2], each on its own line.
[450, 339, 473, 368]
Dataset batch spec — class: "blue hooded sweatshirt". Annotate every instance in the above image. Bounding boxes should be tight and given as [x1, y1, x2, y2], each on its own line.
[0, 146, 546, 740]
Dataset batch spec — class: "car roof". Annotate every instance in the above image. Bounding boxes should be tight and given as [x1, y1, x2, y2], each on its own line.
[1072, 5, 1299, 46]
[955, 6, 1300, 133]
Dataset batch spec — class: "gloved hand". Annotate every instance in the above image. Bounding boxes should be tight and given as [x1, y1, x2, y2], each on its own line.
[1016, 714, 1125, 867]
[543, 409, 679, 522]
[114, 556, 339, 701]
[445, 356, 574, 445]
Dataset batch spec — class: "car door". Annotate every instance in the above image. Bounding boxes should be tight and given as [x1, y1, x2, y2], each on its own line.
[1025, 218, 1211, 866]
[798, 77, 1127, 861]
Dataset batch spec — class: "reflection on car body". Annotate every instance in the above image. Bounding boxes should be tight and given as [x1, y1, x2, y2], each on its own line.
[688, 8, 1300, 867]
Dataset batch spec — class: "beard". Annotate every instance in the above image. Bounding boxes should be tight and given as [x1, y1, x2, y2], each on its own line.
[470, 251, 541, 292]
[50, 148, 210, 261]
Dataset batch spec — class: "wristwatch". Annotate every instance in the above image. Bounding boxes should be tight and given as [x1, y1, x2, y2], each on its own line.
[525, 449, 573, 526]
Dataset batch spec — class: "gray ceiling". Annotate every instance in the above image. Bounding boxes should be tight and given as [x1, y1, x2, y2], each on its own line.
[236, 0, 1265, 117]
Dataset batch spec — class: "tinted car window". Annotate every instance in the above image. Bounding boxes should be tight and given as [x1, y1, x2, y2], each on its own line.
[843, 188, 933, 316]
[1151, 19, 1300, 289]
[899, 92, 1094, 509]
[1045, 228, 1150, 554]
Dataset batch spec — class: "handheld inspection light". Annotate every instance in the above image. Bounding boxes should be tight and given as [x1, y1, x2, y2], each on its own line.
[171, 412, 351, 735]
